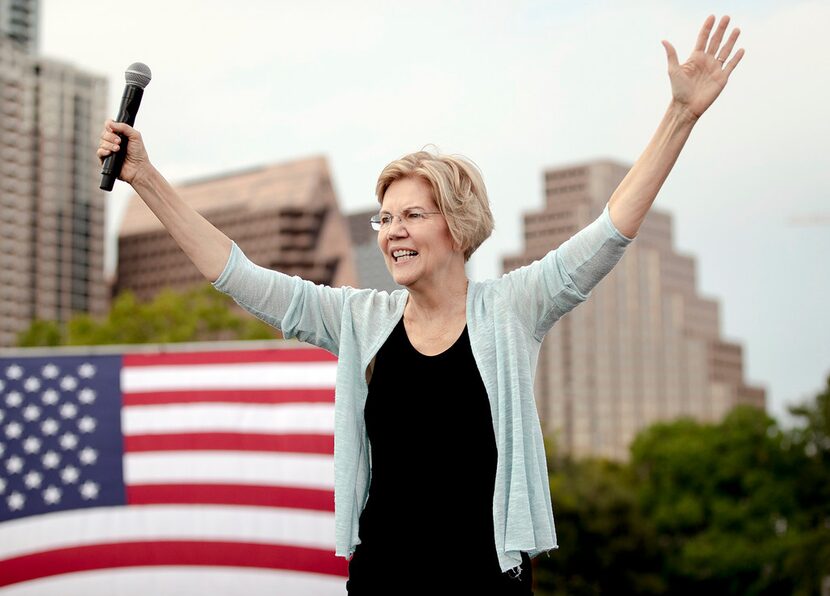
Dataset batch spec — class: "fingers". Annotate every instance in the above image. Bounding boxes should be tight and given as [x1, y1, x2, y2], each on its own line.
[107, 119, 137, 138]
[694, 14, 716, 52]
[694, 15, 743, 75]
[723, 47, 745, 77]
[97, 126, 120, 158]
[662, 40, 679, 70]
[717, 27, 741, 63]
[98, 120, 129, 163]
[98, 119, 143, 150]
[706, 15, 730, 55]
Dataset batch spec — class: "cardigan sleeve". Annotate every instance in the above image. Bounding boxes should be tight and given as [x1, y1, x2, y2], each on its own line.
[212, 241, 348, 355]
[498, 202, 634, 341]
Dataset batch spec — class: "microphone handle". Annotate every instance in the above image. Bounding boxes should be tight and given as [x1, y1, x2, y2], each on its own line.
[100, 85, 144, 191]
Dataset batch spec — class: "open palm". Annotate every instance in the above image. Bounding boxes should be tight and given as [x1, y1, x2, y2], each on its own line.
[662, 15, 745, 120]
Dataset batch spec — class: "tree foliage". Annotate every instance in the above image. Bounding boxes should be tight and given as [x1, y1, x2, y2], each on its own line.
[16, 284, 277, 346]
[537, 374, 830, 596]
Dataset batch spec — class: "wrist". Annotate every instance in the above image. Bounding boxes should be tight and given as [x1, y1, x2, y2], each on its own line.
[668, 101, 700, 126]
[131, 162, 157, 190]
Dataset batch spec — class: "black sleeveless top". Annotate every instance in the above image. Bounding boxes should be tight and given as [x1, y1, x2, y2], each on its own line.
[346, 317, 533, 594]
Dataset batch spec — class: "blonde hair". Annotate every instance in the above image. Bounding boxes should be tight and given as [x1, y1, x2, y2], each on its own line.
[375, 147, 494, 262]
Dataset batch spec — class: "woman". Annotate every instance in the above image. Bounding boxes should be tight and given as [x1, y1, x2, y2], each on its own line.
[97, 15, 743, 594]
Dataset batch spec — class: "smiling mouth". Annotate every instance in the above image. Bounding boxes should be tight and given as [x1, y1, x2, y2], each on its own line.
[393, 250, 419, 262]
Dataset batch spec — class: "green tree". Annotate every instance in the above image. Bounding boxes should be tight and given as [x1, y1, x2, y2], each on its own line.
[537, 379, 830, 596]
[629, 406, 807, 596]
[537, 454, 665, 595]
[780, 373, 830, 595]
[17, 284, 276, 346]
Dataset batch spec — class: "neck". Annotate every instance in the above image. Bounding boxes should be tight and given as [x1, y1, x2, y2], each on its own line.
[404, 272, 468, 322]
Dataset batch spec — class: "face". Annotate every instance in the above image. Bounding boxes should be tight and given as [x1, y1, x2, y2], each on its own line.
[377, 176, 464, 290]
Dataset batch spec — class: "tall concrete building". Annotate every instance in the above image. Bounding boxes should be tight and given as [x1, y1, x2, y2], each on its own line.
[0, 6, 109, 347]
[0, 0, 38, 55]
[346, 208, 400, 292]
[116, 157, 358, 301]
[503, 159, 765, 461]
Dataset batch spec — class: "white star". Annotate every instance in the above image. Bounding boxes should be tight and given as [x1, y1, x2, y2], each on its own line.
[22, 436, 42, 454]
[5, 454, 24, 474]
[4, 421, 22, 439]
[23, 376, 41, 392]
[42, 485, 62, 505]
[60, 465, 80, 484]
[5, 364, 23, 380]
[78, 363, 96, 378]
[78, 446, 98, 465]
[78, 416, 97, 433]
[59, 402, 78, 420]
[41, 418, 59, 436]
[59, 432, 79, 451]
[7, 491, 25, 511]
[0, 477, 5, 494]
[0, 409, 3, 423]
[42, 450, 61, 469]
[5, 391, 23, 408]
[42, 364, 60, 379]
[60, 376, 78, 391]
[41, 388, 59, 405]
[22, 404, 41, 422]
[23, 470, 43, 489]
[78, 388, 96, 404]
[79, 480, 99, 500]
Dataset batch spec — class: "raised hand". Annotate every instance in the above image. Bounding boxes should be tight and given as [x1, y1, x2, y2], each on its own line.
[661, 15, 745, 120]
[96, 119, 151, 185]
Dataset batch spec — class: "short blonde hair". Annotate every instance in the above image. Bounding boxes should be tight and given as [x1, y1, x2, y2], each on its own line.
[375, 148, 494, 262]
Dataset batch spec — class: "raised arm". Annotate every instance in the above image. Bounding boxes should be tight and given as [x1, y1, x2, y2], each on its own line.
[607, 14, 745, 239]
[97, 120, 232, 282]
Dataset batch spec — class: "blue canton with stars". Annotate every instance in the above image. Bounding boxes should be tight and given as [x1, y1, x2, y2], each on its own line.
[0, 355, 126, 522]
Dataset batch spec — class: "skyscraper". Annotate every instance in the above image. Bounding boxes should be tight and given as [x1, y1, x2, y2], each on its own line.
[503, 159, 765, 461]
[0, 0, 38, 55]
[0, 3, 109, 347]
[115, 157, 358, 301]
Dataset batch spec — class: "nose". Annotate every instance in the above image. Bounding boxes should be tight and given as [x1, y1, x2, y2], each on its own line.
[386, 215, 408, 237]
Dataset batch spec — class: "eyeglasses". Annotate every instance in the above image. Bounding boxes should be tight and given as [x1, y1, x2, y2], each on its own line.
[369, 209, 443, 231]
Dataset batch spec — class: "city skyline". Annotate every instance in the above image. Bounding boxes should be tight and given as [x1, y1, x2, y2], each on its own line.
[505, 159, 764, 460]
[0, 1, 109, 347]
[38, 0, 830, 426]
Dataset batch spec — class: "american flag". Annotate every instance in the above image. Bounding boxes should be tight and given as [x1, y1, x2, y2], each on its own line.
[0, 345, 347, 595]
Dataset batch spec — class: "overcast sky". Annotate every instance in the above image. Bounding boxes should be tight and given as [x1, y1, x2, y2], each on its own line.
[42, 0, 829, 425]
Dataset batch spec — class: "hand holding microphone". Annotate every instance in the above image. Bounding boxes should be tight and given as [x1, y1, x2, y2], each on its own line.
[99, 63, 151, 190]
[97, 119, 151, 187]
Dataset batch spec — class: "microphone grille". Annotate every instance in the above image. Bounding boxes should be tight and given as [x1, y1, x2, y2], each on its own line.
[125, 63, 152, 89]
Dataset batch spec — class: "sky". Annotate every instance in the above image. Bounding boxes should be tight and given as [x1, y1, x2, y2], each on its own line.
[41, 0, 829, 426]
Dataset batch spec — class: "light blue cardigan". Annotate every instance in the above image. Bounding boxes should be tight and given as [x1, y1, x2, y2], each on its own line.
[212, 202, 634, 572]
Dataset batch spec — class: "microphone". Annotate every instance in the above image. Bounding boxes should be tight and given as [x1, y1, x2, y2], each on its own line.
[100, 62, 152, 191]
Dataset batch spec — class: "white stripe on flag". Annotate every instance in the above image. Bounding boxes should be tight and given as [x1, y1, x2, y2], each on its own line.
[122, 362, 338, 392]
[0, 567, 346, 596]
[122, 403, 335, 435]
[124, 451, 334, 488]
[0, 505, 335, 560]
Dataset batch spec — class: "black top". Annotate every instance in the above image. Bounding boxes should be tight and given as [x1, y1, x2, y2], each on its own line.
[347, 316, 529, 592]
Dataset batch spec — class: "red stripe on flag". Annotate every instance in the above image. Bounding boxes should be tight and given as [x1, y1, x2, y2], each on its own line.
[0, 540, 349, 587]
[123, 388, 334, 405]
[124, 432, 334, 454]
[124, 349, 337, 367]
[127, 484, 335, 511]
